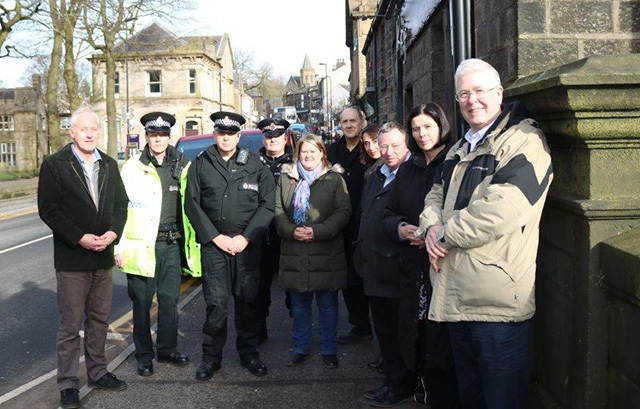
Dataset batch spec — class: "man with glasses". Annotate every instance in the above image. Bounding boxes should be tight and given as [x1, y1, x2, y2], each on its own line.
[185, 111, 275, 381]
[255, 117, 294, 343]
[115, 111, 200, 378]
[417, 58, 553, 407]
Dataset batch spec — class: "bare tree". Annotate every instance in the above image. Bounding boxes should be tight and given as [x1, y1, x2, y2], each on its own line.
[0, 0, 42, 51]
[82, 0, 196, 157]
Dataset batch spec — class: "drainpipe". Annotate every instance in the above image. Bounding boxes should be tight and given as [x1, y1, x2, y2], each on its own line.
[449, 0, 473, 136]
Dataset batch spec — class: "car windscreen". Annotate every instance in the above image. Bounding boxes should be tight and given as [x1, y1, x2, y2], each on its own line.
[239, 133, 263, 153]
[176, 138, 214, 161]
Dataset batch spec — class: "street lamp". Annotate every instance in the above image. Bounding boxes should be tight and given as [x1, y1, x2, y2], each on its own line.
[124, 17, 137, 157]
[319, 62, 328, 129]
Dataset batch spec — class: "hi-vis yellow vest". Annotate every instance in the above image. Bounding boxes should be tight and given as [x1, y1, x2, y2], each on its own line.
[115, 153, 201, 277]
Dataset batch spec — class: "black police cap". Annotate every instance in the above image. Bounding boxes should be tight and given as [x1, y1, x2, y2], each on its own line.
[140, 111, 176, 133]
[210, 111, 246, 133]
[257, 118, 290, 137]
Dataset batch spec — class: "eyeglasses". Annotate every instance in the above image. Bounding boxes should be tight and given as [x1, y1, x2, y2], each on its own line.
[455, 87, 498, 102]
[362, 140, 378, 148]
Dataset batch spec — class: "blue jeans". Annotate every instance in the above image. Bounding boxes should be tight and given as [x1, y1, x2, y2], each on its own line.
[290, 290, 338, 355]
[448, 320, 531, 409]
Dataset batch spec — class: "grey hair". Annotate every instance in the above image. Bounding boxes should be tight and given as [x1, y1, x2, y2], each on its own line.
[70, 107, 101, 129]
[454, 58, 501, 92]
[377, 121, 409, 145]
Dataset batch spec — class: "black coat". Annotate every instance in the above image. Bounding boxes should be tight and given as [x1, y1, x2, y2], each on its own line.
[355, 163, 402, 298]
[327, 137, 368, 284]
[38, 143, 129, 271]
[185, 146, 275, 245]
[382, 144, 451, 370]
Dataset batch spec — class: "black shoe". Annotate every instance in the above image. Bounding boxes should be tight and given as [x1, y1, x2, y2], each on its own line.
[369, 388, 412, 407]
[322, 354, 339, 369]
[157, 352, 190, 366]
[195, 360, 221, 381]
[367, 353, 383, 369]
[338, 328, 373, 344]
[364, 385, 389, 401]
[286, 352, 308, 367]
[137, 361, 153, 377]
[240, 356, 268, 377]
[88, 372, 127, 391]
[60, 388, 80, 409]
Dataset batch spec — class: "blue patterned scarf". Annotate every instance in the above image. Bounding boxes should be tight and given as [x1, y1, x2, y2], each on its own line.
[292, 161, 323, 225]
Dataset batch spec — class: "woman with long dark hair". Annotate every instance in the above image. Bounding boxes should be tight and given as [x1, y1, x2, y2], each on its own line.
[382, 103, 460, 408]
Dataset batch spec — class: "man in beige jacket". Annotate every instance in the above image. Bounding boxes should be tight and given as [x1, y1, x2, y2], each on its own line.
[417, 58, 553, 408]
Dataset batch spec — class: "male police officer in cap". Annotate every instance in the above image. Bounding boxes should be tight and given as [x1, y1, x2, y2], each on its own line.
[255, 117, 294, 343]
[115, 112, 201, 377]
[185, 111, 275, 380]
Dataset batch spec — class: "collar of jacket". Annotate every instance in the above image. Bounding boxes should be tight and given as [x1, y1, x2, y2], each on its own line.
[280, 162, 344, 181]
[259, 146, 294, 165]
[139, 144, 186, 167]
[454, 101, 538, 158]
[57, 143, 108, 163]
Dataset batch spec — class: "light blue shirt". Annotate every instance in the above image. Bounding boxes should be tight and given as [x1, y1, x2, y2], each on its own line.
[379, 153, 411, 188]
[464, 120, 497, 152]
[71, 144, 102, 208]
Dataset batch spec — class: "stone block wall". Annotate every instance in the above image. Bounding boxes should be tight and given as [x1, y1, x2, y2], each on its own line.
[402, 6, 451, 120]
[474, 1, 640, 82]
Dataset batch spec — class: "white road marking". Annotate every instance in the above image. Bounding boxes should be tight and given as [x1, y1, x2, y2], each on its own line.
[0, 234, 52, 255]
[0, 281, 202, 405]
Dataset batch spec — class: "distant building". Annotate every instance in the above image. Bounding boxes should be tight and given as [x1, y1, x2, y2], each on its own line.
[88, 22, 249, 151]
[0, 75, 47, 174]
[285, 55, 350, 127]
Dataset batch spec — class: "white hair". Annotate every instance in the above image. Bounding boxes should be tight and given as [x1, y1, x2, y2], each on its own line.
[454, 58, 502, 91]
[69, 107, 101, 129]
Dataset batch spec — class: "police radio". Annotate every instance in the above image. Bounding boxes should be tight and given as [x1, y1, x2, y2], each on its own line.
[236, 148, 249, 165]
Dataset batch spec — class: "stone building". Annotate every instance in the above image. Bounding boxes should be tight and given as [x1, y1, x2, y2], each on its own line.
[0, 75, 47, 174]
[349, 0, 640, 407]
[89, 23, 246, 152]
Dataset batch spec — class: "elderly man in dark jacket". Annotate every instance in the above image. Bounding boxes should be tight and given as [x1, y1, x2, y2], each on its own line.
[355, 122, 414, 407]
[38, 107, 129, 409]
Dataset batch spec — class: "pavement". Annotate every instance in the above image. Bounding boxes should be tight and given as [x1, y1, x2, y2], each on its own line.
[0, 177, 427, 409]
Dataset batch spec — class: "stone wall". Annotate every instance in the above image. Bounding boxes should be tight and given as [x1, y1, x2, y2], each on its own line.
[472, 1, 640, 82]
[508, 53, 640, 409]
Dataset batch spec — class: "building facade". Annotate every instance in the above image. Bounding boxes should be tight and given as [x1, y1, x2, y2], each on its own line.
[89, 23, 245, 152]
[0, 75, 47, 174]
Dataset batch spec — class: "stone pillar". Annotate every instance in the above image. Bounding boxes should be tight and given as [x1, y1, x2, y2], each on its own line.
[506, 54, 640, 409]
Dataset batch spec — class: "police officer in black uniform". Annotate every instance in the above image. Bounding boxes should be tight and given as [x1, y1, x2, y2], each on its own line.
[255, 118, 294, 343]
[185, 111, 275, 380]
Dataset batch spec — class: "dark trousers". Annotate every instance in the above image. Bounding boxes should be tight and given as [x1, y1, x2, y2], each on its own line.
[256, 243, 280, 329]
[200, 242, 261, 362]
[127, 240, 181, 363]
[448, 320, 531, 409]
[370, 296, 415, 396]
[418, 320, 460, 409]
[56, 269, 112, 390]
[342, 275, 371, 334]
